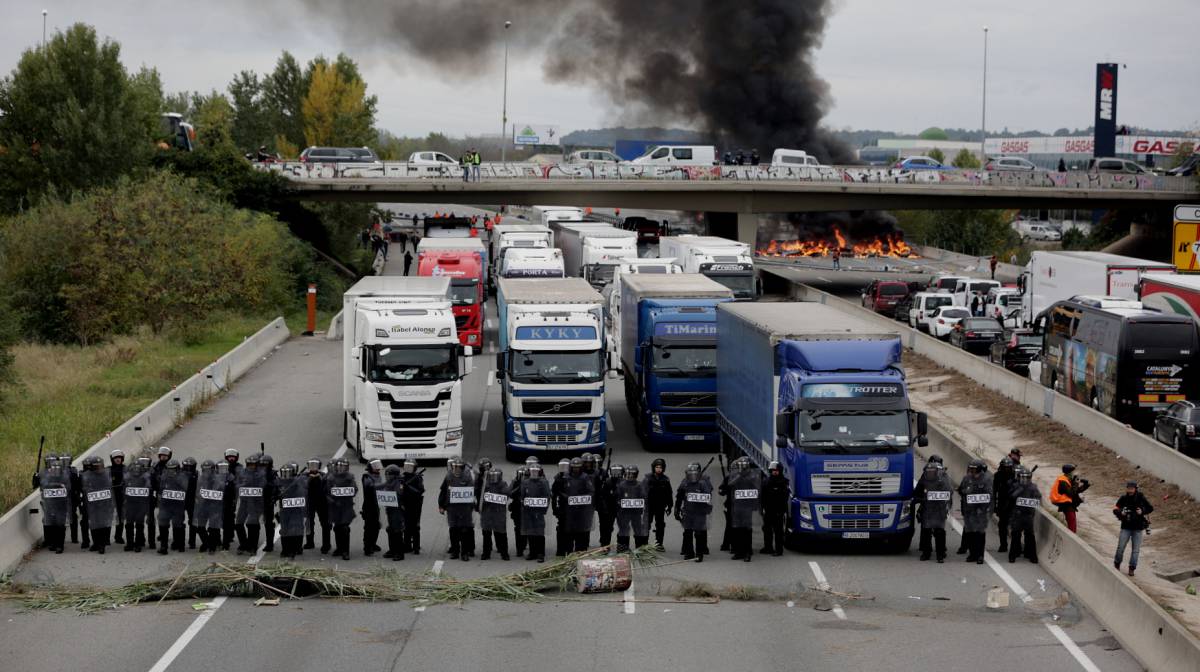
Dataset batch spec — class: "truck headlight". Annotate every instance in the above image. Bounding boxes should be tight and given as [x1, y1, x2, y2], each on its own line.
[511, 421, 522, 439]
[446, 429, 463, 441]
[589, 421, 601, 440]
[365, 431, 385, 442]
[900, 500, 912, 520]
[468, 334, 478, 344]
[798, 501, 812, 520]
[650, 413, 662, 433]
[438, 328, 451, 338]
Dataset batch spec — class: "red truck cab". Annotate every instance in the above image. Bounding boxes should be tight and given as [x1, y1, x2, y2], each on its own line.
[417, 251, 484, 347]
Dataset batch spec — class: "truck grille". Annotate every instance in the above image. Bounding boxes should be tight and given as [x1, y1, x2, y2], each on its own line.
[522, 400, 591, 416]
[662, 413, 716, 433]
[660, 392, 716, 409]
[529, 422, 587, 444]
[828, 519, 883, 530]
[810, 474, 901, 496]
[455, 314, 470, 330]
[828, 504, 883, 516]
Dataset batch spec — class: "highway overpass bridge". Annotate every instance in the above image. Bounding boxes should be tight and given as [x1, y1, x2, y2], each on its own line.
[266, 161, 1198, 243]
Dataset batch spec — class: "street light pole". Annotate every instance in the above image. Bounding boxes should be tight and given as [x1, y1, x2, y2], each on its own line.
[501, 20, 512, 165]
[42, 9, 48, 48]
[980, 25, 989, 163]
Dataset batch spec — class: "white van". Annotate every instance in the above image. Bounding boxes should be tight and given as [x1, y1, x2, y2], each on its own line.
[409, 151, 457, 166]
[1015, 221, 1062, 241]
[984, 287, 1023, 327]
[771, 149, 823, 168]
[909, 291, 956, 332]
[630, 145, 716, 166]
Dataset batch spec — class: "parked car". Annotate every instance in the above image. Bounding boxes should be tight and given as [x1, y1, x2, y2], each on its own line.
[861, 280, 910, 316]
[910, 292, 956, 332]
[1087, 157, 1148, 175]
[299, 146, 380, 163]
[989, 328, 1042, 372]
[1167, 154, 1199, 177]
[894, 156, 952, 171]
[1153, 400, 1200, 456]
[928, 307, 973, 339]
[566, 150, 623, 164]
[1016, 220, 1063, 242]
[986, 156, 1038, 172]
[948, 317, 1004, 352]
[984, 287, 1024, 327]
[408, 151, 458, 166]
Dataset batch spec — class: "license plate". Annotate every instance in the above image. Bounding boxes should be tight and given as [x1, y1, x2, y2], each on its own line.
[841, 531, 870, 539]
[684, 435, 705, 441]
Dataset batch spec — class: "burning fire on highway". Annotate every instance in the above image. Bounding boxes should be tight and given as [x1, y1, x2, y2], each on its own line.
[757, 227, 916, 259]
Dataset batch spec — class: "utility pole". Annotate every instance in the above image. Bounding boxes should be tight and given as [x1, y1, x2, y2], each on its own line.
[980, 25, 989, 163]
[500, 20, 512, 164]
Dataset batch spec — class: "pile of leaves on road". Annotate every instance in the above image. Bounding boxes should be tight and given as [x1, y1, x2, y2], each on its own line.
[5, 547, 660, 615]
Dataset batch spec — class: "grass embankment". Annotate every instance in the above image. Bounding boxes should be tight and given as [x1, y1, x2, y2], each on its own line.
[0, 309, 334, 512]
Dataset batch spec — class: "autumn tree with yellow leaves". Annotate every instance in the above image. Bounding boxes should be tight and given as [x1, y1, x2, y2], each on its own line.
[301, 58, 377, 148]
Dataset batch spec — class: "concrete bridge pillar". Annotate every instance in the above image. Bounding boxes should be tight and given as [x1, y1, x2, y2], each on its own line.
[703, 211, 761, 247]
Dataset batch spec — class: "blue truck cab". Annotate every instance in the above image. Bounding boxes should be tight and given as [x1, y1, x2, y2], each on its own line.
[716, 302, 927, 550]
[620, 274, 734, 448]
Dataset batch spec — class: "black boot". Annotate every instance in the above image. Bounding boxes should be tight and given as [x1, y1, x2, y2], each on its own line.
[320, 526, 331, 554]
[123, 523, 135, 551]
[189, 525, 198, 550]
[246, 524, 261, 554]
[172, 525, 186, 552]
[498, 533, 510, 561]
[263, 522, 275, 552]
[336, 526, 351, 560]
[208, 529, 220, 555]
[481, 532, 493, 560]
[157, 526, 169, 555]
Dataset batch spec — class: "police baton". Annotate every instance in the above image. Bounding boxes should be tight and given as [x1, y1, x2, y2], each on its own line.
[717, 453, 727, 480]
[698, 456, 716, 475]
[34, 435, 45, 476]
[260, 441, 265, 455]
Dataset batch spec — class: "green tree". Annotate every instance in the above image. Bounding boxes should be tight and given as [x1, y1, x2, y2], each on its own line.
[192, 91, 236, 150]
[228, 71, 270, 152]
[928, 147, 946, 164]
[951, 148, 981, 169]
[919, 127, 949, 141]
[262, 52, 306, 150]
[0, 23, 160, 213]
[301, 58, 377, 147]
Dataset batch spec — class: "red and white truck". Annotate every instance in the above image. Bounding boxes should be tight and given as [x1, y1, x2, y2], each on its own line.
[1141, 273, 1200, 325]
[417, 238, 486, 348]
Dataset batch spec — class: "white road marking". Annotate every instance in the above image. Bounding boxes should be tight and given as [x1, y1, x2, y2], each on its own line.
[623, 579, 636, 615]
[486, 371, 495, 387]
[415, 561, 445, 612]
[1046, 623, 1103, 672]
[808, 561, 846, 620]
[480, 410, 490, 432]
[605, 412, 614, 431]
[146, 442, 344, 671]
[815, 277, 833, 283]
[948, 517, 1031, 603]
[146, 596, 228, 672]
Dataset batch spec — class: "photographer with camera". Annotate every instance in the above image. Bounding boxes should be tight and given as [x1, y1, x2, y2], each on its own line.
[1113, 480, 1153, 577]
[1049, 464, 1090, 533]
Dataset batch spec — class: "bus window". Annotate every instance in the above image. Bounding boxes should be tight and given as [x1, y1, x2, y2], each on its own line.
[1126, 322, 1197, 358]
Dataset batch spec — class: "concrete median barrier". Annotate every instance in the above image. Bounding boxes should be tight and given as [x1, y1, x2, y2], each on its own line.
[921, 423, 1200, 672]
[0, 317, 290, 574]
[773, 272, 1200, 502]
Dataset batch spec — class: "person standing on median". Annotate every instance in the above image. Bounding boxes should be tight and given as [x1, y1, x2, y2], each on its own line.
[1113, 480, 1153, 577]
[1050, 464, 1090, 533]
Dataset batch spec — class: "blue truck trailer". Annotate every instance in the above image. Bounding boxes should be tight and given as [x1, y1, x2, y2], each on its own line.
[619, 274, 734, 448]
[715, 302, 927, 550]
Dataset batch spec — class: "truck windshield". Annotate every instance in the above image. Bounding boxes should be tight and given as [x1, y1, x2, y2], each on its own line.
[707, 273, 755, 297]
[510, 350, 603, 384]
[450, 280, 478, 305]
[586, 264, 616, 285]
[796, 410, 909, 454]
[367, 345, 458, 384]
[651, 344, 717, 377]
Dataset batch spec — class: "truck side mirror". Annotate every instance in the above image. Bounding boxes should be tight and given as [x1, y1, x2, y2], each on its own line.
[494, 352, 505, 378]
[916, 411, 928, 439]
[775, 412, 791, 448]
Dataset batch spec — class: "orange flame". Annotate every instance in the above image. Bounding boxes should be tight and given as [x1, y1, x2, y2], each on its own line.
[756, 226, 915, 259]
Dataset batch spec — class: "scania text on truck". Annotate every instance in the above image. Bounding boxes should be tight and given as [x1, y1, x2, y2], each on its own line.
[716, 302, 927, 550]
[557, 224, 639, 288]
[343, 277, 473, 462]
[495, 278, 607, 461]
[620, 274, 734, 449]
[1019, 250, 1174, 327]
[658, 235, 757, 300]
[416, 237, 487, 347]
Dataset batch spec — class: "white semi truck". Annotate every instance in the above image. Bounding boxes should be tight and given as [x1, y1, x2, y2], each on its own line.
[1019, 251, 1175, 326]
[556, 224, 639, 288]
[488, 223, 553, 289]
[343, 277, 473, 461]
[499, 247, 565, 279]
[658, 235, 757, 300]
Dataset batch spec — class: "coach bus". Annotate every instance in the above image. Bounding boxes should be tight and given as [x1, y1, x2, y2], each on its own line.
[1033, 296, 1200, 429]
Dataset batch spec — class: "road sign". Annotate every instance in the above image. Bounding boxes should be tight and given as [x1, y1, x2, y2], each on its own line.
[1173, 205, 1200, 271]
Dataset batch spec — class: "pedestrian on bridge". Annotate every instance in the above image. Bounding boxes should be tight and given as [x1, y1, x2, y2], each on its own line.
[460, 152, 471, 182]
[1057, 158, 1067, 172]
[471, 148, 482, 182]
[989, 255, 998, 280]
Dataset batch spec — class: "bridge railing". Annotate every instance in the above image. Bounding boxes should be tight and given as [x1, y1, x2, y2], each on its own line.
[253, 160, 1197, 192]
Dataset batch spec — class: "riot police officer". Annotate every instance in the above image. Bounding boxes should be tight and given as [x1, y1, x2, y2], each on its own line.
[674, 462, 713, 562]
[109, 449, 126, 545]
[1008, 467, 1041, 563]
[156, 459, 188, 554]
[305, 458, 331, 553]
[36, 457, 69, 554]
[439, 458, 476, 561]
[276, 462, 308, 559]
[760, 460, 788, 556]
[81, 456, 115, 553]
[180, 456, 198, 549]
[327, 458, 358, 560]
[361, 459, 383, 557]
[993, 457, 1016, 553]
[597, 464, 623, 549]
[380, 465, 406, 561]
[726, 458, 760, 562]
[234, 454, 266, 555]
[912, 460, 953, 562]
[259, 454, 276, 552]
[519, 464, 551, 562]
[615, 464, 649, 552]
[123, 457, 154, 552]
[194, 460, 225, 554]
[480, 468, 511, 560]
[400, 459, 425, 554]
[959, 459, 993, 564]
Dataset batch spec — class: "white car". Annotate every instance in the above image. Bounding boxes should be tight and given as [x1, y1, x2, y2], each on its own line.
[408, 151, 458, 166]
[566, 150, 622, 164]
[909, 292, 956, 332]
[984, 287, 1023, 327]
[928, 307, 973, 339]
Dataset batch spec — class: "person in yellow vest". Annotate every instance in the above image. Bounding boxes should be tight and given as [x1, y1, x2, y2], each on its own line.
[1049, 464, 1089, 533]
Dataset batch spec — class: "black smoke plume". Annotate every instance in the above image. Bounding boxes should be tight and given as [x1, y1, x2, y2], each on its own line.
[297, 0, 851, 163]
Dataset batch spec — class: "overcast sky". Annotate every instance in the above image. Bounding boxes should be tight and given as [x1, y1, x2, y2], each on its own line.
[3, 0, 1197, 137]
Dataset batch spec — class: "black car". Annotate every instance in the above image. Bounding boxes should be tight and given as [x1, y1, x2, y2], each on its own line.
[948, 317, 1003, 353]
[299, 146, 380, 163]
[1153, 401, 1200, 456]
[893, 294, 914, 323]
[989, 328, 1042, 372]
